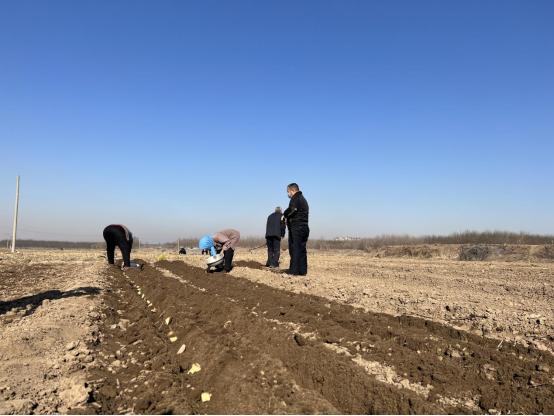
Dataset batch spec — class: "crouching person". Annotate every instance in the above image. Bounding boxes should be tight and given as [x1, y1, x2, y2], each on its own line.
[103, 224, 135, 269]
[199, 229, 240, 272]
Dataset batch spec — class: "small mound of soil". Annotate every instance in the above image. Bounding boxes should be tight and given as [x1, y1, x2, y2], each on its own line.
[534, 245, 554, 260]
[234, 260, 266, 270]
[383, 245, 440, 259]
[459, 245, 490, 261]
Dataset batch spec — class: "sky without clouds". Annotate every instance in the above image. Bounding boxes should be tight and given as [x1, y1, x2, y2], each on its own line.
[1, 0, 553, 242]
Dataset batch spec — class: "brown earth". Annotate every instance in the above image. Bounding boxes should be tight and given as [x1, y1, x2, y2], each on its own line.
[80, 259, 554, 414]
[0, 250, 105, 414]
[1, 248, 554, 414]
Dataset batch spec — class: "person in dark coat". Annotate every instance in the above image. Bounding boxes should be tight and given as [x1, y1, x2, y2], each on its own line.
[265, 207, 286, 268]
[283, 183, 310, 276]
[103, 224, 133, 268]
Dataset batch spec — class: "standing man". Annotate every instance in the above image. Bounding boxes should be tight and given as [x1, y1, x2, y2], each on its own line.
[265, 207, 286, 268]
[283, 183, 310, 276]
[103, 224, 133, 269]
[199, 228, 241, 272]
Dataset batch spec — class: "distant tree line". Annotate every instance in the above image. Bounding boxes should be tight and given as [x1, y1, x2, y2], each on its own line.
[0, 239, 102, 249]
[2, 231, 552, 251]
[309, 231, 554, 250]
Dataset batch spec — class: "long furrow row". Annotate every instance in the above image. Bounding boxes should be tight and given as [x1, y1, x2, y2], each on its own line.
[85, 260, 554, 414]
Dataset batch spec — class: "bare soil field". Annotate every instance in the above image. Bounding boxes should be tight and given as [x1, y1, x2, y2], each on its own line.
[1, 248, 553, 414]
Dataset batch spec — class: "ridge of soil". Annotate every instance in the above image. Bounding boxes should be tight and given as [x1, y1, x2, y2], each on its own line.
[83, 260, 554, 414]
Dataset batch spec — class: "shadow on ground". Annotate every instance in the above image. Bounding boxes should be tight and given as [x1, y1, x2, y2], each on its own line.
[0, 286, 101, 317]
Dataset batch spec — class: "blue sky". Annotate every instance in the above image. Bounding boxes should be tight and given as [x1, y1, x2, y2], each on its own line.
[0, 0, 553, 242]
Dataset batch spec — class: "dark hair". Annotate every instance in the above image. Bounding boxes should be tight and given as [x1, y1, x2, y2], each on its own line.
[287, 183, 300, 191]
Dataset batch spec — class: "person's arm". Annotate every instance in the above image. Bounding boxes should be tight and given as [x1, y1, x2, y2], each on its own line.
[280, 219, 286, 237]
[266, 216, 271, 237]
[284, 199, 298, 219]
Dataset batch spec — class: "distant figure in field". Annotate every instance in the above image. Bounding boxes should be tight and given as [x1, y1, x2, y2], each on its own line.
[283, 183, 310, 276]
[265, 207, 286, 268]
[103, 224, 133, 268]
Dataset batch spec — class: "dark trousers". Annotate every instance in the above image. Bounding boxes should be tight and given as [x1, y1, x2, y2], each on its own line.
[223, 248, 234, 272]
[288, 224, 309, 275]
[265, 237, 281, 267]
[103, 226, 133, 267]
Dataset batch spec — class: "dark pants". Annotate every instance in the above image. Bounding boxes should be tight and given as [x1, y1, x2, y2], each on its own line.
[288, 224, 309, 275]
[266, 237, 281, 267]
[223, 248, 234, 272]
[103, 225, 133, 267]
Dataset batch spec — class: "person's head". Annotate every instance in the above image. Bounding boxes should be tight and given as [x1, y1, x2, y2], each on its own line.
[275, 206, 282, 213]
[199, 235, 216, 256]
[287, 183, 300, 199]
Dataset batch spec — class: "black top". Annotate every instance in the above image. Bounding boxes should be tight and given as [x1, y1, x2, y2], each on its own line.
[284, 191, 309, 227]
[103, 224, 133, 243]
[266, 212, 286, 238]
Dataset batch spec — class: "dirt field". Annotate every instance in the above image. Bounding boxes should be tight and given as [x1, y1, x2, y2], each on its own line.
[1, 248, 553, 414]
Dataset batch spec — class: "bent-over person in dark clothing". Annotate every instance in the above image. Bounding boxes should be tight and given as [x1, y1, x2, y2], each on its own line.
[265, 207, 286, 268]
[103, 224, 133, 268]
[283, 183, 310, 276]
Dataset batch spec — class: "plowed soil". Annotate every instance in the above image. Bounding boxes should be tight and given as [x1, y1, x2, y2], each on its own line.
[2, 249, 554, 414]
[84, 260, 554, 414]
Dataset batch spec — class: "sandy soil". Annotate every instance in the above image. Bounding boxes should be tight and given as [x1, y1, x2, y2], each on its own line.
[1, 247, 553, 414]
[0, 250, 106, 413]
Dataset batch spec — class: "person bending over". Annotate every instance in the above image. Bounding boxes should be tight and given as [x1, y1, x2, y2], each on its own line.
[199, 229, 241, 272]
[103, 224, 134, 268]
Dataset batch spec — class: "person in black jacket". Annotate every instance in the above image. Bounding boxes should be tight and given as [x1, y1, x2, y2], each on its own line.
[283, 183, 310, 276]
[265, 207, 286, 268]
[103, 224, 133, 268]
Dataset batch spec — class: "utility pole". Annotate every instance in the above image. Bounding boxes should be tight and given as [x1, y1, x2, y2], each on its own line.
[11, 175, 20, 253]
[177, 238, 180, 252]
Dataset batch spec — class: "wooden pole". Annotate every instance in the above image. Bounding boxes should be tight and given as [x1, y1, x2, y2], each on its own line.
[11, 176, 20, 253]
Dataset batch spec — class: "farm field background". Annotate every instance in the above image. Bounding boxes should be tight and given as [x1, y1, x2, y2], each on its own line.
[1, 247, 553, 413]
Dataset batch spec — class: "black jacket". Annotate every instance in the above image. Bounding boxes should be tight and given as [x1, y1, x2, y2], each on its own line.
[284, 191, 309, 227]
[266, 212, 286, 238]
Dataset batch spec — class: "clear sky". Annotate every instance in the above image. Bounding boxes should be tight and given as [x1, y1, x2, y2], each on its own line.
[1, 0, 553, 242]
